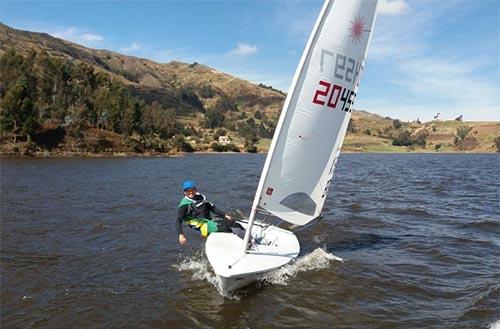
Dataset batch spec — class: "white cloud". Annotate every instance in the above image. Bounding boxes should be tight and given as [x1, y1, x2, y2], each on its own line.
[169, 42, 259, 66]
[51, 27, 103, 46]
[360, 2, 500, 121]
[378, 0, 410, 16]
[81, 33, 103, 42]
[120, 42, 140, 53]
[229, 43, 258, 56]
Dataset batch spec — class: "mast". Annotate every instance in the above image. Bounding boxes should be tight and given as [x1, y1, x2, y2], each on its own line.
[240, 0, 333, 255]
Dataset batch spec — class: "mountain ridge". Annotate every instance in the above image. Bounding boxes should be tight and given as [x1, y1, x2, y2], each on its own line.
[0, 23, 498, 155]
[0, 23, 286, 116]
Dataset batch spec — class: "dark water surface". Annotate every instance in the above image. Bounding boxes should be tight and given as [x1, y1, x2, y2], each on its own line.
[1, 154, 499, 329]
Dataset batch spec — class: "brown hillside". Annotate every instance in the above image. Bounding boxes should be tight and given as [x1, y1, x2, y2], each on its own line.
[1, 23, 498, 154]
[345, 111, 500, 152]
[0, 23, 285, 116]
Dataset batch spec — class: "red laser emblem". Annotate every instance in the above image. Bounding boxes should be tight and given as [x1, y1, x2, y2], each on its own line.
[349, 15, 369, 44]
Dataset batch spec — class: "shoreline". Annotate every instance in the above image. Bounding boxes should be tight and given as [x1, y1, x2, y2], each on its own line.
[1, 149, 498, 159]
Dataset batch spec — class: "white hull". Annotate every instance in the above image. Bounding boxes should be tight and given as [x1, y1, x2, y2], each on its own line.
[206, 221, 300, 294]
[216, 273, 261, 293]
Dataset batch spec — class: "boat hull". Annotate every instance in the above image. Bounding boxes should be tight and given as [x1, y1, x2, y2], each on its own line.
[206, 221, 300, 294]
[216, 274, 260, 293]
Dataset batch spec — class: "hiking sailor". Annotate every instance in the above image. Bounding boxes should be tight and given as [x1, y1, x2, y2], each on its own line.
[176, 180, 245, 245]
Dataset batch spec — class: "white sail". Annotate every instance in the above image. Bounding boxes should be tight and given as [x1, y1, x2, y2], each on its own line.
[255, 0, 379, 226]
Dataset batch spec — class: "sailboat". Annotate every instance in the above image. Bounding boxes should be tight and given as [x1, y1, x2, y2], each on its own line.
[206, 0, 379, 294]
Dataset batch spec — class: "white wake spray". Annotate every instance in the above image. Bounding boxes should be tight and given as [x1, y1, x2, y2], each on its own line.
[490, 320, 500, 329]
[172, 255, 241, 298]
[172, 253, 220, 289]
[172, 247, 344, 295]
[260, 247, 344, 286]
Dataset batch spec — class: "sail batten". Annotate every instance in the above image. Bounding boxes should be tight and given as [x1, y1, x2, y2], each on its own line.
[254, 0, 379, 226]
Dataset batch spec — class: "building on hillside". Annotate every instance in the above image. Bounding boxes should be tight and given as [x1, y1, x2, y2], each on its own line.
[218, 136, 231, 145]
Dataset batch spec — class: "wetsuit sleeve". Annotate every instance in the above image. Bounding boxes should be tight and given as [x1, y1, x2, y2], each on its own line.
[176, 205, 188, 235]
[210, 203, 226, 218]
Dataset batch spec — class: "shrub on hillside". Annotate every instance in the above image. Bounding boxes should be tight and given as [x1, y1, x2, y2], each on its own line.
[383, 126, 391, 135]
[237, 119, 258, 144]
[86, 134, 113, 153]
[411, 128, 429, 147]
[173, 135, 194, 152]
[124, 137, 144, 153]
[213, 128, 227, 140]
[227, 144, 241, 152]
[392, 131, 412, 146]
[211, 142, 225, 152]
[245, 144, 258, 153]
[213, 96, 237, 112]
[203, 108, 225, 128]
[347, 118, 357, 133]
[457, 136, 478, 151]
[257, 122, 273, 138]
[258, 83, 285, 95]
[456, 125, 472, 141]
[180, 87, 204, 111]
[32, 124, 66, 150]
[210, 142, 240, 152]
[494, 136, 500, 152]
[199, 85, 215, 98]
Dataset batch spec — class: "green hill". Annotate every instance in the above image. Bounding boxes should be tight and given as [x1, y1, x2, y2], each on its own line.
[0, 23, 498, 156]
[345, 111, 499, 153]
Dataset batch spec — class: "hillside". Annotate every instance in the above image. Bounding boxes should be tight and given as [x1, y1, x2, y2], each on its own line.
[345, 111, 499, 153]
[0, 23, 284, 116]
[0, 23, 498, 156]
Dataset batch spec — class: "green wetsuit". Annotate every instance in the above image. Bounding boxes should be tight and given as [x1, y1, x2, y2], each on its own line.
[176, 193, 227, 237]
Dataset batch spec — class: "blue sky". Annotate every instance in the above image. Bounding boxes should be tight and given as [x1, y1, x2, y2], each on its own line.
[1, 0, 499, 122]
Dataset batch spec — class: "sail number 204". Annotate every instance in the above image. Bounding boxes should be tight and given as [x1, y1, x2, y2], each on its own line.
[312, 80, 355, 112]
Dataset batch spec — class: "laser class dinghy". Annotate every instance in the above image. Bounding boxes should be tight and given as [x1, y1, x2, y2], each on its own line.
[206, 0, 379, 294]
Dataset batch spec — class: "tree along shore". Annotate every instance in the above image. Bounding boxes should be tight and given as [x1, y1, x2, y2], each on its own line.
[1, 49, 499, 157]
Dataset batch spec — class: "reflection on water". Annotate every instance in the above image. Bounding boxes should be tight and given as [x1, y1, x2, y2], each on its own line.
[1, 154, 499, 328]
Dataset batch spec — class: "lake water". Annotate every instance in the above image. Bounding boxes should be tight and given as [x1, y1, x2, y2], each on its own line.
[1, 153, 499, 329]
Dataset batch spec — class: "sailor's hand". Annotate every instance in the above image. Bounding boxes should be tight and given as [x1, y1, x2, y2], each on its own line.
[224, 213, 233, 221]
[179, 234, 187, 245]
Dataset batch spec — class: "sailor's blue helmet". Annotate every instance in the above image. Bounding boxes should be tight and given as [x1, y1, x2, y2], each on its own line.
[182, 180, 196, 191]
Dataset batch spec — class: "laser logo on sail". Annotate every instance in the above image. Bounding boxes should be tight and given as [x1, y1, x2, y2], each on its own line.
[349, 15, 370, 44]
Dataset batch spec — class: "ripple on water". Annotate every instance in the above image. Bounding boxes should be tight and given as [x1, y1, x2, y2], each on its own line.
[1, 154, 498, 328]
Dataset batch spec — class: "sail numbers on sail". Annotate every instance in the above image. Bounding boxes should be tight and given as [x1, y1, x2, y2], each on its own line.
[319, 50, 363, 84]
[312, 80, 356, 112]
[313, 49, 365, 112]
